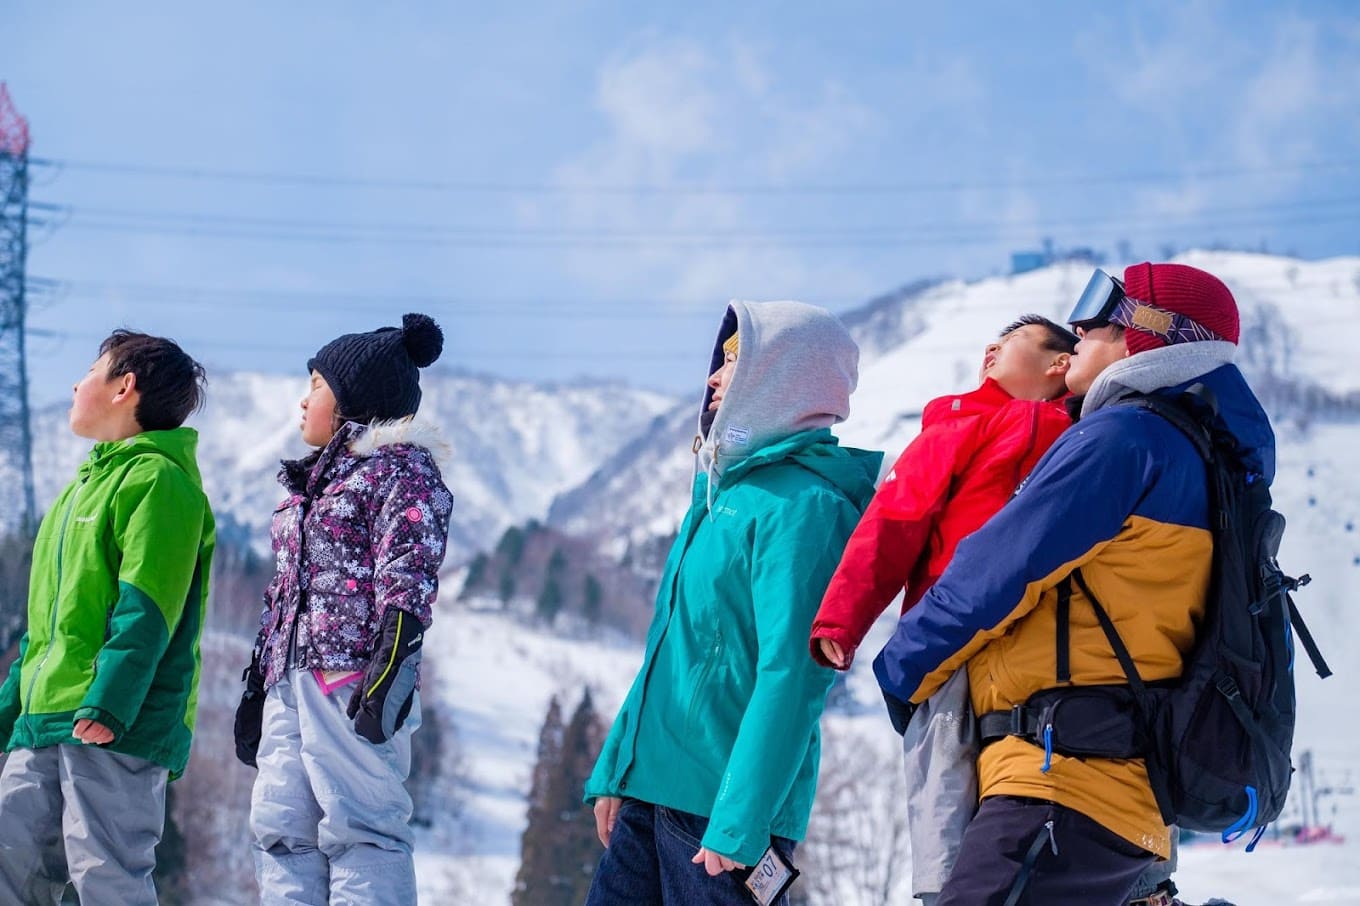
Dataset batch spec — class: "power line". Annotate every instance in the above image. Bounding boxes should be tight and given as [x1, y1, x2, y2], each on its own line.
[26, 325, 697, 362]
[27, 155, 1360, 196]
[32, 207, 1360, 249]
[29, 194, 1360, 242]
[28, 278, 726, 319]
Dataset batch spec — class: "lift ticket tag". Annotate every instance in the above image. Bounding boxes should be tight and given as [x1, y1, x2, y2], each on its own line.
[738, 846, 799, 905]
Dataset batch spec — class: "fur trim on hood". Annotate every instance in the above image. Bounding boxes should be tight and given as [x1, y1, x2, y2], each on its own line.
[349, 417, 453, 468]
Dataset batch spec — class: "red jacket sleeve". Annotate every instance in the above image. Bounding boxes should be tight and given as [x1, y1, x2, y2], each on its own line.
[810, 416, 984, 668]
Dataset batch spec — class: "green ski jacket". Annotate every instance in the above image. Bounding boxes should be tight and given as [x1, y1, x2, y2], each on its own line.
[0, 428, 215, 777]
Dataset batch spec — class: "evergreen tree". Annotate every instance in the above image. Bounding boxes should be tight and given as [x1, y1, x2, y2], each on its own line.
[462, 552, 489, 596]
[536, 577, 563, 625]
[512, 689, 607, 906]
[582, 574, 603, 626]
[497, 526, 527, 566]
[512, 696, 564, 906]
[499, 568, 516, 607]
[536, 547, 568, 625]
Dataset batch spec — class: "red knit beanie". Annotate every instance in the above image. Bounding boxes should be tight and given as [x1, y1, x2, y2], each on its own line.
[1121, 262, 1240, 355]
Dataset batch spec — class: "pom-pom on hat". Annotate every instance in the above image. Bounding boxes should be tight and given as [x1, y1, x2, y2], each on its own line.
[1122, 262, 1240, 355]
[307, 313, 444, 423]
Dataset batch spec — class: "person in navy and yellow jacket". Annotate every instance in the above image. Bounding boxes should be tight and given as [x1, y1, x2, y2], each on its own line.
[874, 263, 1269, 905]
[584, 301, 880, 906]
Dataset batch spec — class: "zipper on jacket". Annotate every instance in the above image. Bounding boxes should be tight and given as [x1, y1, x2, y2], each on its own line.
[24, 478, 88, 716]
[684, 627, 725, 734]
[1010, 405, 1043, 491]
[283, 499, 312, 669]
[618, 500, 709, 784]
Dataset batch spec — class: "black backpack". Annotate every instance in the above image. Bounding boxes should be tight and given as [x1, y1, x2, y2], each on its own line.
[978, 387, 1331, 844]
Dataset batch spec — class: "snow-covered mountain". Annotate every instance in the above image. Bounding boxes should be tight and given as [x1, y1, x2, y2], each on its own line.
[19, 370, 676, 565]
[549, 252, 1360, 559]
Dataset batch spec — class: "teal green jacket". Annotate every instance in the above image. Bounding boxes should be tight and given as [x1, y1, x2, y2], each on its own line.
[0, 428, 215, 778]
[584, 428, 881, 865]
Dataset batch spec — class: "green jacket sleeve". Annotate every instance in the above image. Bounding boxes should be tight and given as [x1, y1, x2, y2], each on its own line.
[700, 487, 855, 865]
[77, 457, 205, 738]
[0, 633, 29, 744]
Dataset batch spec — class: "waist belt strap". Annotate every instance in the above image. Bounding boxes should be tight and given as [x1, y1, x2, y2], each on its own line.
[978, 705, 1043, 746]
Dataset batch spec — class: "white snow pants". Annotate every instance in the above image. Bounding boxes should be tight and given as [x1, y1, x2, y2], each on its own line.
[250, 668, 421, 906]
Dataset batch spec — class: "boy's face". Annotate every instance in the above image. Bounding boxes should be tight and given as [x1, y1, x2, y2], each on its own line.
[980, 324, 1069, 401]
[300, 371, 339, 446]
[1065, 324, 1130, 396]
[69, 353, 139, 441]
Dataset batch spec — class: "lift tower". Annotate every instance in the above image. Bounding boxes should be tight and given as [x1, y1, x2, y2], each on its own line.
[0, 83, 36, 535]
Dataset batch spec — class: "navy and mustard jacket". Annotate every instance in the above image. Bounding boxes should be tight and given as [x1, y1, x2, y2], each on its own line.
[873, 363, 1273, 858]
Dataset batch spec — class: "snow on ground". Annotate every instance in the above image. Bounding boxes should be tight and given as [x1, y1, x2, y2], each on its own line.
[415, 600, 647, 901]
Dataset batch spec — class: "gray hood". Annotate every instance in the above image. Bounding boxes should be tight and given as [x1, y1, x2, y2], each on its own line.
[696, 300, 859, 477]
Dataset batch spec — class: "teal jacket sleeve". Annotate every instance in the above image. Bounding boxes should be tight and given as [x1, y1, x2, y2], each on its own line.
[0, 633, 29, 744]
[78, 458, 205, 737]
[700, 487, 855, 865]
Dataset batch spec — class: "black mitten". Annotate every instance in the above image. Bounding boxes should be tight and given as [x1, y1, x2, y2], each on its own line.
[233, 652, 268, 767]
[882, 689, 917, 737]
[346, 608, 423, 744]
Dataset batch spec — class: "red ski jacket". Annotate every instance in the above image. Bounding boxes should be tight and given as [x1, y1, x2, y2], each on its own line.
[810, 379, 1071, 668]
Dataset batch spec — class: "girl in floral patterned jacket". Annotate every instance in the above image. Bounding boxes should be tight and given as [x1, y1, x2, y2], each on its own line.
[233, 313, 454, 906]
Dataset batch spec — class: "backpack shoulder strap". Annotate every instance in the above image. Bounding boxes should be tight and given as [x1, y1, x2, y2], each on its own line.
[1114, 388, 1216, 465]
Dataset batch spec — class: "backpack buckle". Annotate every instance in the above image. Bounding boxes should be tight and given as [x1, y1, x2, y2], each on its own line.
[1010, 704, 1026, 736]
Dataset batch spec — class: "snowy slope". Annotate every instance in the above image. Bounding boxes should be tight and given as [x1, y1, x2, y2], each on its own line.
[15, 369, 676, 564]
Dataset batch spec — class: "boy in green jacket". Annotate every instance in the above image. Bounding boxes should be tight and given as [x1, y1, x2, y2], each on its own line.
[0, 330, 215, 905]
[584, 301, 881, 905]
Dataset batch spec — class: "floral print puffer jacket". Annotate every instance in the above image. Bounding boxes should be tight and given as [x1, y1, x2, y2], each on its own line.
[255, 419, 454, 688]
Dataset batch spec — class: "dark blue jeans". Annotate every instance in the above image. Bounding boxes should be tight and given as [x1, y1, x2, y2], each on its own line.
[584, 799, 797, 906]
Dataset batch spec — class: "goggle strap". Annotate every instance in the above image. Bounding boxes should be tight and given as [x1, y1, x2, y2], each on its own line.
[1108, 295, 1226, 345]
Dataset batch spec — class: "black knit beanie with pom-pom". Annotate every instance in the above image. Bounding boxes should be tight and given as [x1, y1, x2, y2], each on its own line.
[307, 313, 444, 423]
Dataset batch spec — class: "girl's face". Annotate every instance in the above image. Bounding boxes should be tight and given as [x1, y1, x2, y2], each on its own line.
[707, 351, 738, 411]
[300, 371, 340, 446]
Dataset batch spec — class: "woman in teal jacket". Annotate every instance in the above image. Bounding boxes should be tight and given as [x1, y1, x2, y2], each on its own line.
[584, 300, 881, 905]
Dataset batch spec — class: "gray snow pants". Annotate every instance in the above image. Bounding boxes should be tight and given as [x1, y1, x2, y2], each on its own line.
[0, 744, 168, 905]
[250, 668, 421, 906]
[904, 668, 978, 902]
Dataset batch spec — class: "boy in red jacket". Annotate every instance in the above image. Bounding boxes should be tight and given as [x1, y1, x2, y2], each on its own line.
[810, 314, 1075, 905]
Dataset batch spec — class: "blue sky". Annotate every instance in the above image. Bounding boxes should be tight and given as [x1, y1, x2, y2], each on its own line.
[6, 1, 1360, 405]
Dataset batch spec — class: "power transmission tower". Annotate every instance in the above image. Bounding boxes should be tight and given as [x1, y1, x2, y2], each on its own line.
[0, 83, 36, 536]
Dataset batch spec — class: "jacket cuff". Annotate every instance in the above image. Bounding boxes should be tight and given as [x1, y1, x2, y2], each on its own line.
[73, 706, 127, 740]
[808, 624, 856, 670]
[700, 823, 767, 868]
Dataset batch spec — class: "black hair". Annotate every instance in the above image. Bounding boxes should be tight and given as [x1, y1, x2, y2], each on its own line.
[1000, 314, 1079, 354]
[99, 330, 207, 431]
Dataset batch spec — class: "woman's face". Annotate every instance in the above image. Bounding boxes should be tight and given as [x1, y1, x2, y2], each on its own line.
[300, 370, 339, 446]
[707, 351, 738, 411]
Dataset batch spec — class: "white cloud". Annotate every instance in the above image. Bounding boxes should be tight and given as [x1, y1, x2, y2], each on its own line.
[530, 34, 879, 308]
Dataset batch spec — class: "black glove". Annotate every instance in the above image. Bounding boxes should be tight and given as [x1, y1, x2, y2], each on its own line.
[233, 652, 268, 767]
[347, 608, 423, 745]
[882, 689, 917, 736]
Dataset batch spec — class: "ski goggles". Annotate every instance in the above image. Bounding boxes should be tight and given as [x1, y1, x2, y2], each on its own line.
[1067, 269, 1227, 345]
